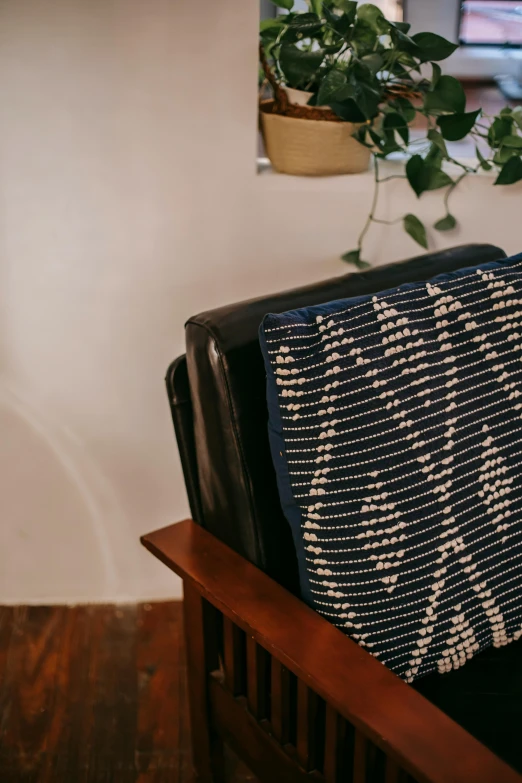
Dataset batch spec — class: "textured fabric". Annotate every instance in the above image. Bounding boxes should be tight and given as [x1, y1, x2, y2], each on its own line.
[259, 254, 522, 682]
[181, 243, 503, 592]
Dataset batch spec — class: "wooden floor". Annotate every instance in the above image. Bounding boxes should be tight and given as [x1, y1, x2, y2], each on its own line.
[0, 602, 253, 782]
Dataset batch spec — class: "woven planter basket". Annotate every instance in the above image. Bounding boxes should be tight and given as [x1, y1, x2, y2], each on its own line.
[260, 99, 371, 177]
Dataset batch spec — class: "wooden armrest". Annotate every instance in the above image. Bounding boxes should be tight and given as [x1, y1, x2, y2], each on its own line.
[142, 520, 521, 783]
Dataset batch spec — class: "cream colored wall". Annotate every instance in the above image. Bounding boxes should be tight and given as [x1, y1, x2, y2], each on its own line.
[0, 0, 520, 603]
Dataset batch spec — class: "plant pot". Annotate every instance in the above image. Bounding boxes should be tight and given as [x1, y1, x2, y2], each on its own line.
[260, 100, 371, 177]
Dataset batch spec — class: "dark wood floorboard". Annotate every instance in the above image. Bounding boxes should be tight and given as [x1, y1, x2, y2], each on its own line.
[135, 603, 183, 781]
[0, 606, 70, 781]
[0, 602, 255, 783]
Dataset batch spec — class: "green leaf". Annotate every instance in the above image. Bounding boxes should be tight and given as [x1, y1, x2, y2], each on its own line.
[424, 75, 466, 114]
[493, 146, 516, 165]
[411, 32, 458, 62]
[269, 0, 293, 9]
[426, 167, 453, 190]
[396, 51, 420, 70]
[437, 109, 481, 141]
[310, 0, 322, 16]
[331, 0, 358, 17]
[354, 125, 373, 148]
[260, 18, 285, 33]
[434, 214, 457, 231]
[389, 96, 416, 124]
[383, 111, 409, 145]
[512, 106, 522, 130]
[361, 53, 384, 75]
[330, 99, 366, 123]
[427, 128, 448, 157]
[406, 154, 453, 197]
[387, 61, 409, 80]
[323, 41, 345, 54]
[495, 155, 522, 185]
[425, 142, 444, 167]
[502, 134, 522, 149]
[323, 4, 352, 36]
[288, 12, 323, 34]
[431, 62, 442, 88]
[330, 82, 356, 101]
[351, 19, 380, 55]
[332, 13, 353, 35]
[404, 214, 428, 249]
[324, 4, 339, 24]
[341, 248, 370, 268]
[369, 127, 385, 147]
[390, 27, 417, 52]
[405, 155, 424, 196]
[280, 25, 300, 44]
[341, 249, 360, 265]
[488, 116, 514, 147]
[355, 82, 381, 120]
[391, 21, 411, 34]
[356, 3, 389, 34]
[317, 69, 348, 105]
[260, 19, 286, 48]
[279, 44, 325, 88]
[475, 145, 492, 171]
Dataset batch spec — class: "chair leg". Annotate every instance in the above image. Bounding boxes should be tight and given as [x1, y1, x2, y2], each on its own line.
[183, 582, 225, 783]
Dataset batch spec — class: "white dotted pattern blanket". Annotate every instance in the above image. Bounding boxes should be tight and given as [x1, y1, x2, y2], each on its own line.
[260, 255, 522, 681]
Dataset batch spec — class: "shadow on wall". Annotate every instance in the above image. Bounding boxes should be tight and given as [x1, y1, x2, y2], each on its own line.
[0, 383, 139, 604]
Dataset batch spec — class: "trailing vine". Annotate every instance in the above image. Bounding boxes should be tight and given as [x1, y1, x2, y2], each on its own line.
[260, 1, 522, 266]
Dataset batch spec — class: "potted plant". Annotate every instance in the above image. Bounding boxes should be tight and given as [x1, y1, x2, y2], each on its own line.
[260, 1, 522, 266]
[260, 0, 456, 176]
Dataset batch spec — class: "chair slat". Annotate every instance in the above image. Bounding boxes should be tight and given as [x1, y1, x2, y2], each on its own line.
[296, 679, 321, 771]
[223, 616, 246, 696]
[353, 730, 368, 783]
[270, 658, 291, 746]
[246, 635, 269, 720]
[323, 704, 340, 783]
[183, 584, 224, 782]
[385, 756, 407, 783]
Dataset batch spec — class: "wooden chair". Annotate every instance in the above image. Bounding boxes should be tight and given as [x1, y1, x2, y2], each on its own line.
[142, 243, 522, 783]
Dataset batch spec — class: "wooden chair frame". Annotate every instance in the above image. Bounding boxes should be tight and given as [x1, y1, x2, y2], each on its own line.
[142, 520, 522, 783]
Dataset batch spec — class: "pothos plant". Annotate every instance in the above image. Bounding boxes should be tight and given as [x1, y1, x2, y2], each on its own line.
[260, 0, 522, 268]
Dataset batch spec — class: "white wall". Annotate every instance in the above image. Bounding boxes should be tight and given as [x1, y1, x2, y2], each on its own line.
[1, 0, 521, 604]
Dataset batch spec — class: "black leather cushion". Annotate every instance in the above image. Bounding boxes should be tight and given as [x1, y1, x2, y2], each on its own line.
[165, 356, 204, 525]
[184, 244, 505, 595]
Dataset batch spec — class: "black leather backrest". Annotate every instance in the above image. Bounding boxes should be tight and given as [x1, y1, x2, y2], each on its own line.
[182, 244, 505, 593]
[165, 356, 204, 525]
